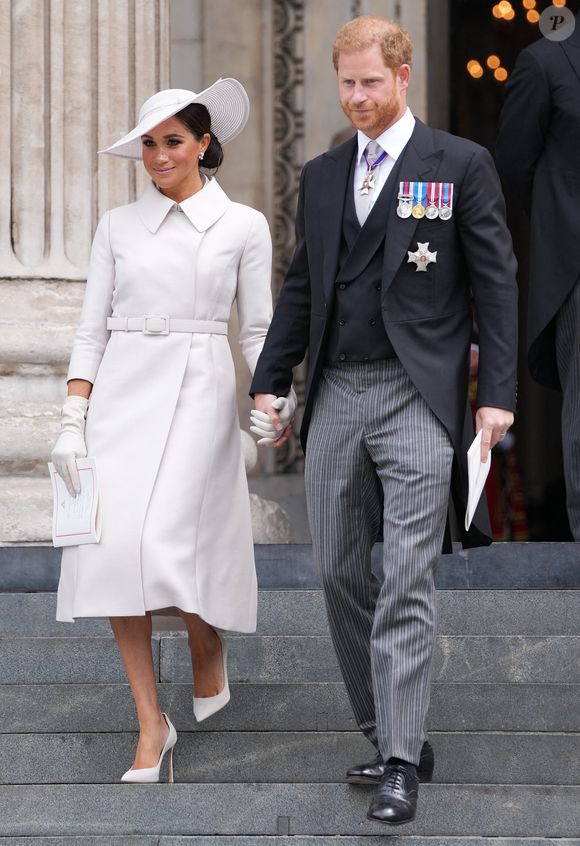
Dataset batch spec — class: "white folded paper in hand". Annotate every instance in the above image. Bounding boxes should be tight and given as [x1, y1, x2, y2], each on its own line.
[465, 430, 491, 531]
[48, 457, 102, 547]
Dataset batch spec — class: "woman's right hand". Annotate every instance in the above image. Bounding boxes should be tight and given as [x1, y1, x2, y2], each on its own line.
[51, 395, 89, 496]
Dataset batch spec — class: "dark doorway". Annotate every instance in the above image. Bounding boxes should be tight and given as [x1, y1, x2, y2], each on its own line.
[449, 0, 578, 540]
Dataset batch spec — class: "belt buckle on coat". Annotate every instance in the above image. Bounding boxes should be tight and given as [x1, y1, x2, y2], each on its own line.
[143, 315, 170, 335]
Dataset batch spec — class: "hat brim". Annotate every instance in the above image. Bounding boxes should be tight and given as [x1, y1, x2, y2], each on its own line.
[99, 78, 250, 159]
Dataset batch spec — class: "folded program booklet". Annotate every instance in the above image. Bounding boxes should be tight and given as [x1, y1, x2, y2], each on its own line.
[48, 457, 102, 547]
[465, 430, 491, 531]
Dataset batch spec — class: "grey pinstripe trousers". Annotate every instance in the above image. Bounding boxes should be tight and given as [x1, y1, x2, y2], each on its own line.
[556, 278, 580, 540]
[305, 359, 454, 764]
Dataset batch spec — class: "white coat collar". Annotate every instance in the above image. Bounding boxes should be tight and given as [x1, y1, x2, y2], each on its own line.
[136, 177, 231, 233]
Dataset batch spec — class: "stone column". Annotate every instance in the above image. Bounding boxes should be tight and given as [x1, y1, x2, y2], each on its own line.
[0, 0, 170, 543]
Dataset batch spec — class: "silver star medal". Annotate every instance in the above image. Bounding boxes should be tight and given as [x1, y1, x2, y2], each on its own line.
[407, 242, 437, 272]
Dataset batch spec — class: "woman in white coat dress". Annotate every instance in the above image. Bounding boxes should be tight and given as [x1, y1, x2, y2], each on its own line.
[50, 80, 273, 783]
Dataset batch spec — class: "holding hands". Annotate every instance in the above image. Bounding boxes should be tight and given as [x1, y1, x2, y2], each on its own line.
[250, 388, 297, 447]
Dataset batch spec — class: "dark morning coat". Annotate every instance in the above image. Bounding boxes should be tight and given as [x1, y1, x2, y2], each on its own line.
[251, 118, 519, 545]
[495, 19, 580, 390]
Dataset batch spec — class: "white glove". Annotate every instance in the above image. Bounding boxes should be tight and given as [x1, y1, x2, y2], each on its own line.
[51, 395, 89, 497]
[250, 388, 297, 446]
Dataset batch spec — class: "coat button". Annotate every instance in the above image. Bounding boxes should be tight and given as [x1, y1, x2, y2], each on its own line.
[338, 283, 346, 290]
[339, 353, 346, 361]
[339, 319, 346, 326]
[376, 284, 381, 291]
[369, 318, 376, 326]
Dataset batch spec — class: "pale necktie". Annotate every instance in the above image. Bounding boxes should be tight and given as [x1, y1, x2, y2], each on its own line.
[366, 140, 383, 167]
[355, 140, 385, 226]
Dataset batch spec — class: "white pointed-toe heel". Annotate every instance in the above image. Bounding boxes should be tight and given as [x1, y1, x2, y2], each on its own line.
[121, 712, 177, 784]
[193, 632, 230, 722]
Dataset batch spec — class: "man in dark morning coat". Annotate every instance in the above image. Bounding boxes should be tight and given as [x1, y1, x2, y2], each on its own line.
[251, 16, 518, 825]
[496, 14, 580, 540]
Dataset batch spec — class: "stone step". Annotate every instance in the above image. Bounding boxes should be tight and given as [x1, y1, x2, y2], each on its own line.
[162, 635, 580, 685]
[2, 634, 578, 685]
[0, 483, 291, 547]
[0, 784, 578, 837]
[0, 483, 52, 545]
[0, 414, 59, 465]
[0, 731, 578, 785]
[2, 682, 577, 734]
[1, 590, 579, 637]
[2, 840, 580, 846]
[3, 542, 580, 591]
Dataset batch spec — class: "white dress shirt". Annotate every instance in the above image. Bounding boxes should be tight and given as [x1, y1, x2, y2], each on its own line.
[354, 107, 416, 225]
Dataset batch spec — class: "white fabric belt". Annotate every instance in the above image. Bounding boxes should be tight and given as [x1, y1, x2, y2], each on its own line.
[107, 316, 228, 335]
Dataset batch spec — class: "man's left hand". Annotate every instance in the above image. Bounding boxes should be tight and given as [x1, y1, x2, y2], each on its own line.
[476, 406, 515, 463]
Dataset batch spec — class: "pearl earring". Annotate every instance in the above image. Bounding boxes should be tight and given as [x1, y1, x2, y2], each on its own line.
[199, 150, 205, 161]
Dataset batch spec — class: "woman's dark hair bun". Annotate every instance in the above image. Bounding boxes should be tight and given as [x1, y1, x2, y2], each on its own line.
[174, 102, 224, 171]
[201, 131, 223, 170]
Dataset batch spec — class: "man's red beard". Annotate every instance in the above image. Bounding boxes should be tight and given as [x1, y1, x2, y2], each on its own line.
[341, 92, 402, 136]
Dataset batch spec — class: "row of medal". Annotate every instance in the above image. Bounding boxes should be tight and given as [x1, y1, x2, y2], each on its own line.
[397, 181, 454, 220]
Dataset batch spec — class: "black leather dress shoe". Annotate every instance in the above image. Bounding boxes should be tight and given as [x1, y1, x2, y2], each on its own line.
[346, 740, 434, 784]
[367, 763, 419, 826]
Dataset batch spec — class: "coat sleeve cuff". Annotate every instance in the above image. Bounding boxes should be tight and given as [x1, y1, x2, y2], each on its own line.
[67, 352, 102, 384]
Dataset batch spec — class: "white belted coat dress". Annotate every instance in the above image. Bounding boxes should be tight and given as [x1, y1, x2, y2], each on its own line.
[56, 178, 272, 632]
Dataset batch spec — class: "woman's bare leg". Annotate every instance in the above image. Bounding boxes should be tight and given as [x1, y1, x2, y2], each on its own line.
[109, 614, 169, 769]
[180, 612, 225, 697]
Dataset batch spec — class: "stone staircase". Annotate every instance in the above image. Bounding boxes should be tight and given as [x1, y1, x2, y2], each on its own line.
[0, 543, 579, 843]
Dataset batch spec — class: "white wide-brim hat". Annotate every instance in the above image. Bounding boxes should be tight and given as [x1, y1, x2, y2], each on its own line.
[99, 78, 250, 159]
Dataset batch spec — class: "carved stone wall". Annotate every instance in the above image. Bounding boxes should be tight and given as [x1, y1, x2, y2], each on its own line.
[272, 0, 305, 304]
[270, 0, 306, 472]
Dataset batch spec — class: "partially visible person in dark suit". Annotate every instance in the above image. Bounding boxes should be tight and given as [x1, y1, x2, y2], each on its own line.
[250, 15, 518, 827]
[496, 15, 580, 540]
